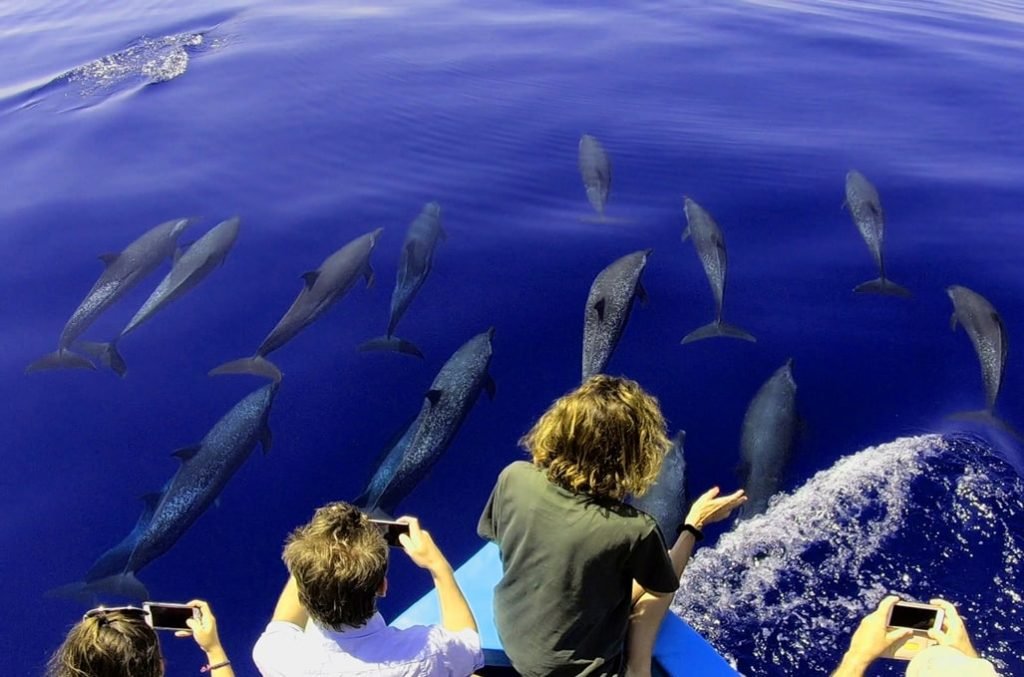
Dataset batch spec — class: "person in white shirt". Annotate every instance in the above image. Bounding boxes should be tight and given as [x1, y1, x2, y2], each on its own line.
[252, 502, 484, 677]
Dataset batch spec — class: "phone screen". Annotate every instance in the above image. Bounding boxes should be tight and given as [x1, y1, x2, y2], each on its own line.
[146, 604, 196, 630]
[370, 519, 410, 547]
[889, 604, 939, 630]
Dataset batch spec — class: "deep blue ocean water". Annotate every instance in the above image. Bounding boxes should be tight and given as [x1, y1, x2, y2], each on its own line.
[3, 1, 1024, 674]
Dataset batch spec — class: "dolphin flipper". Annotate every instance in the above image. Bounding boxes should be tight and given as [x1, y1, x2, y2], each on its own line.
[682, 321, 757, 344]
[25, 349, 97, 373]
[46, 572, 150, 603]
[854, 277, 911, 298]
[76, 341, 127, 377]
[357, 336, 424, 358]
[208, 356, 283, 383]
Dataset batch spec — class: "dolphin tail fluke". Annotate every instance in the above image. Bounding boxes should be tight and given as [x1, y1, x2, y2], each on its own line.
[949, 409, 1024, 442]
[46, 573, 150, 603]
[208, 356, 282, 382]
[25, 349, 97, 373]
[76, 341, 127, 377]
[357, 336, 424, 358]
[681, 321, 757, 344]
[854, 277, 911, 298]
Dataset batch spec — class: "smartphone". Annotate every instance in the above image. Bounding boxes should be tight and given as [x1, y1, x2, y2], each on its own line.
[369, 518, 410, 547]
[143, 602, 199, 630]
[883, 601, 944, 660]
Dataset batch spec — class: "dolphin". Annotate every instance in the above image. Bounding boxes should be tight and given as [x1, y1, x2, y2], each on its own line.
[26, 218, 192, 373]
[49, 383, 277, 601]
[354, 328, 496, 516]
[629, 430, 687, 542]
[947, 285, 1016, 436]
[843, 170, 910, 297]
[210, 228, 382, 382]
[579, 134, 611, 220]
[737, 360, 798, 520]
[79, 217, 241, 376]
[359, 203, 445, 358]
[681, 198, 756, 344]
[582, 250, 651, 380]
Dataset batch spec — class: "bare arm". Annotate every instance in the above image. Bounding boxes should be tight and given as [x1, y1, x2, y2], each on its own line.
[270, 576, 309, 628]
[399, 516, 478, 633]
[175, 600, 236, 677]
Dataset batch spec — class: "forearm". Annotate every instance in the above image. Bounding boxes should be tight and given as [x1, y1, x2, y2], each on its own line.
[668, 531, 697, 578]
[203, 644, 235, 677]
[626, 592, 672, 677]
[431, 563, 478, 633]
[271, 576, 309, 628]
[832, 651, 871, 677]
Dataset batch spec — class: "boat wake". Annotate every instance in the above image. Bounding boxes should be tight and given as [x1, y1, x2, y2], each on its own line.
[673, 433, 1024, 676]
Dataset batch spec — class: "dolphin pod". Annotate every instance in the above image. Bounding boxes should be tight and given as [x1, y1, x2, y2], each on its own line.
[737, 359, 799, 520]
[681, 197, 756, 344]
[210, 228, 382, 382]
[843, 170, 910, 298]
[80, 216, 242, 376]
[49, 383, 277, 601]
[629, 430, 687, 542]
[578, 133, 611, 220]
[354, 328, 496, 516]
[582, 250, 651, 381]
[359, 202, 446, 358]
[26, 218, 192, 373]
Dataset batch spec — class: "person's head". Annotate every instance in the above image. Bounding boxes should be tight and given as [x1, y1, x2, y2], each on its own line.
[283, 501, 388, 630]
[521, 375, 670, 500]
[47, 608, 163, 677]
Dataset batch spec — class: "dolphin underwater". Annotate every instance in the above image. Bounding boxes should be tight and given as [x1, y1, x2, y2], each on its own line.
[210, 227, 382, 382]
[843, 170, 910, 297]
[582, 250, 651, 381]
[947, 285, 1016, 435]
[26, 218, 192, 373]
[737, 359, 798, 520]
[80, 217, 241, 376]
[579, 134, 611, 220]
[629, 430, 687, 542]
[680, 197, 756, 344]
[49, 382, 277, 601]
[359, 203, 445, 358]
[354, 328, 496, 516]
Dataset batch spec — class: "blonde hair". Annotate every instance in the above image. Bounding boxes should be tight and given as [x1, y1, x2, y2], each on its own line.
[522, 375, 670, 500]
[283, 502, 388, 630]
[46, 610, 162, 677]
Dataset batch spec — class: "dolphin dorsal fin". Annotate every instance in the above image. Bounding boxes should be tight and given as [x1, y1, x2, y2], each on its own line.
[484, 374, 496, 400]
[636, 282, 649, 306]
[364, 266, 376, 288]
[425, 389, 443, 406]
[172, 445, 201, 462]
[301, 271, 320, 289]
[593, 298, 606, 322]
[98, 252, 120, 267]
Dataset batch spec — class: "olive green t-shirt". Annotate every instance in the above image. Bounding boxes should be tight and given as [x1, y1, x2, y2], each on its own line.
[477, 461, 678, 677]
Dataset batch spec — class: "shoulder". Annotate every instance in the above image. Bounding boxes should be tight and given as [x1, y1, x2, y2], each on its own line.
[252, 622, 306, 675]
[423, 625, 484, 671]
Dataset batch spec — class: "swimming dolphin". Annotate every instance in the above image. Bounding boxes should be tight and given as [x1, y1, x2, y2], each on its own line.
[80, 217, 241, 376]
[843, 170, 910, 297]
[582, 250, 651, 380]
[579, 134, 611, 219]
[26, 218, 192, 373]
[210, 228, 382, 382]
[947, 285, 1012, 427]
[355, 328, 495, 516]
[359, 203, 445, 358]
[681, 198, 756, 344]
[49, 383, 277, 601]
[629, 430, 687, 542]
[738, 360, 798, 520]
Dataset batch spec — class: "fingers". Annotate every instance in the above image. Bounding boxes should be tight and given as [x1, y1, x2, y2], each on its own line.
[174, 630, 192, 638]
[876, 595, 900, 615]
[699, 486, 721, 501]
[397, 533, 414, 550]
[927, 628, 950, 646]
[885, 627, 912, 644]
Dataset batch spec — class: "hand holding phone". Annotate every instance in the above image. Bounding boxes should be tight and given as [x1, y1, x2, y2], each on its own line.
[882, 601, 944, 660]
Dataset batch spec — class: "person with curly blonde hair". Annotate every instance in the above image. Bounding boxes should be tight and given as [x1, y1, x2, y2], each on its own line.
[479, 375, 746, 677]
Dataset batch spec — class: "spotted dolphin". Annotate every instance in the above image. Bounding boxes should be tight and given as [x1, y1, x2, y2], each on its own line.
[844, 170, 910, 297]
[359, 203, 445, 358]
[355, 329, 495, 516]
[582, 250, 650, 380]
[681, 198, 755, 344]
[26, 218, 192, 373]
[737, 360, 798, 520]
[210, 228, 382, 382]
[579, 134, 611, 220]
[81, 217, 241, 376]
[48, 383, 277, 601]
[629, 430, 687, 542]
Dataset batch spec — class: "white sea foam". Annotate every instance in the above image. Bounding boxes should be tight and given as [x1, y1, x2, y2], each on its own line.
[66, 32, 205, 90]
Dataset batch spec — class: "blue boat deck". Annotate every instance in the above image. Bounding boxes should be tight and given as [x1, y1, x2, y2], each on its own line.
[391, 542, 738, 676]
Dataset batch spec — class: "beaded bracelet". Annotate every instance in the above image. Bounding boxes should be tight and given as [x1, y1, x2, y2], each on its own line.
[201, 660, 231, 673]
